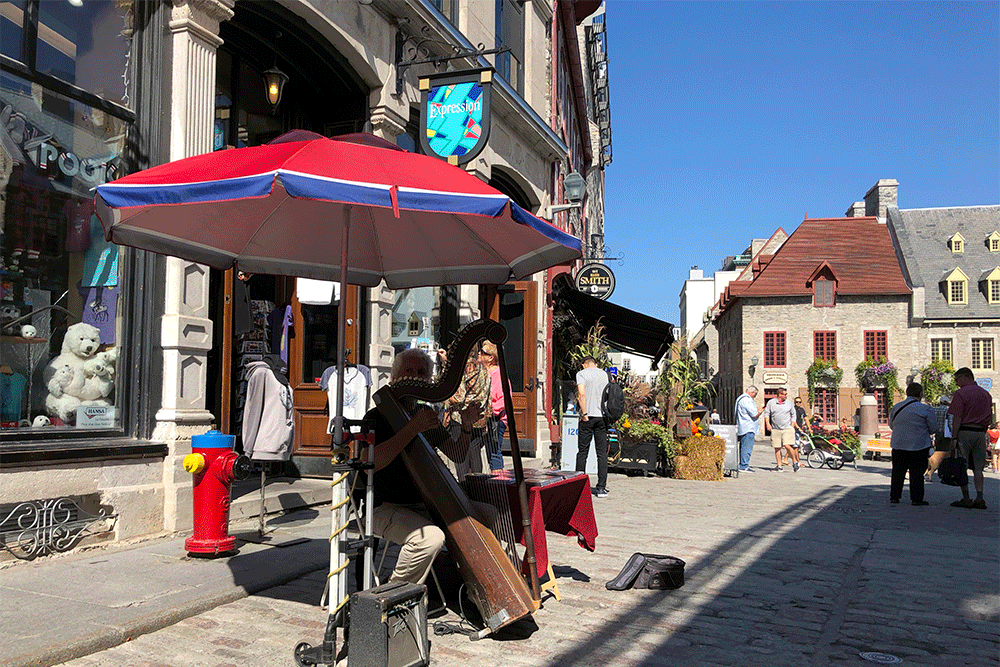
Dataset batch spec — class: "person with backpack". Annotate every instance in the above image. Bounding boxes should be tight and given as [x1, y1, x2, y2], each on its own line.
[576, 356, 611, 498]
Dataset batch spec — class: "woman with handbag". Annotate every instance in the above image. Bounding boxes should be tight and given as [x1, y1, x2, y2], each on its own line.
[888, 382, 937, 505]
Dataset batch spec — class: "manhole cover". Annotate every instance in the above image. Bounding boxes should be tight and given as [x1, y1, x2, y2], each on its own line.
[860, 652, 902, 664]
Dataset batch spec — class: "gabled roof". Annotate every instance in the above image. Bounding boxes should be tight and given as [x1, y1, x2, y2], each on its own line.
[722, 216, 909, 303]
[888, 205, 1000, 320]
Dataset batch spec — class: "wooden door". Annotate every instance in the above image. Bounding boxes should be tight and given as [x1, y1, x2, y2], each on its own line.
[489, 281, 537, 456]
[289, 284, 360, 458]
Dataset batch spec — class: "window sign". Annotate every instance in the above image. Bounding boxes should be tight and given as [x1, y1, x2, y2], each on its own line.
[419, 69, 493, 165]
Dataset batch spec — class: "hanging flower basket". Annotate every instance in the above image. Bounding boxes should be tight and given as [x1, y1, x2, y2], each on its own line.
[806, 358, 843, 405]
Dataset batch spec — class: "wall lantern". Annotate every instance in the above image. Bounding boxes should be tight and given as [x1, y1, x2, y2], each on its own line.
[262, 65, 289, 112]
[749, 355, 759, 379]
[546, 171, 586, 218]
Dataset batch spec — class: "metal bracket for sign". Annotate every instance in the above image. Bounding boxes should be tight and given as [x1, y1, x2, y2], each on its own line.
[395, 30, 509, 95]
[591, 253, 625, 266]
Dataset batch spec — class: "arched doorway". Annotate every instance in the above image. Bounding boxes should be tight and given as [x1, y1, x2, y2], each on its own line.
[206, 2, 369, 476]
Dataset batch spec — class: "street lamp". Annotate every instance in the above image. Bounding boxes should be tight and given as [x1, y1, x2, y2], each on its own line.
[748, 355, 759, 379]
[546, 171, 585, 217]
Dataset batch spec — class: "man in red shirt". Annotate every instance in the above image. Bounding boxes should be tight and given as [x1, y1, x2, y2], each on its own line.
[947, 367, 993, 509]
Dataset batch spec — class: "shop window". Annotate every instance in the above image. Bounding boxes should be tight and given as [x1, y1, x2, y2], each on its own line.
[1, 70, 128, 432]
[391, 286, 479, 362]
[814, 388, 837, 425]
[863, 330, 887, 361]
[814, 331, 836, 361]
[930, 338, 953, 363]
[764, 331, 785, 367]
[972, 338, 994, 371]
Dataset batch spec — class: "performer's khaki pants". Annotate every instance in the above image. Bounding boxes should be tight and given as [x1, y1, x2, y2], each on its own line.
[372, 500, 499, 585]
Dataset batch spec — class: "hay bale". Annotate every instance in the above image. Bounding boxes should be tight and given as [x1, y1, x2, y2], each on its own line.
[674, 435, 724, 481]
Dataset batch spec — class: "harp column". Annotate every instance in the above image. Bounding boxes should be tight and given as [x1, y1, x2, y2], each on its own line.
[152, 0, 234, 532]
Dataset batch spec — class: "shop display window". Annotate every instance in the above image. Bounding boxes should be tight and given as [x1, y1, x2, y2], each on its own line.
[1, 70, 127, 432]
[391, 286, 479, 362]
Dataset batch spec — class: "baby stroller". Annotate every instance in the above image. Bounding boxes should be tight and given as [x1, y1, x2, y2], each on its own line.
[801, 430, 857, 470]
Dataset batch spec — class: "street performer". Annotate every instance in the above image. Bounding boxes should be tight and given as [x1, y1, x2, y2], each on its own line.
[359, 348, 499, 585]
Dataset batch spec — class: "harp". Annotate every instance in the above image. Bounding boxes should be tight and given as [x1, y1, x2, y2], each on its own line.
[372, 319, 539, 635]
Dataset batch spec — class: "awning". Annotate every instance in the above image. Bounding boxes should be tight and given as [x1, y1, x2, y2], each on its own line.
[552, 273, 674, 369]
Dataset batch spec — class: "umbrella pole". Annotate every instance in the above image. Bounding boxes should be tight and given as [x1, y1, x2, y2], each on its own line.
[329, 206, 351, 634]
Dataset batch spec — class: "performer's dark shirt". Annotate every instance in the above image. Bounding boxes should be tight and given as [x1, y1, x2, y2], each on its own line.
[360, 406, 448, 507]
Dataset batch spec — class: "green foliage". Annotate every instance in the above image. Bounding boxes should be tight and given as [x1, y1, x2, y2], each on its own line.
[619, 417, 675, 473]
[658, 342, 715, 410]
[806, 357, 843, 405]
[918, 359, 957, 405]
[567, 321, 612, 371]
[855, 357, 902, 400]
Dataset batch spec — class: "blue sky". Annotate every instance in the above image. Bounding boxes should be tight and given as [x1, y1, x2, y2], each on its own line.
[602, 1, 999, 329]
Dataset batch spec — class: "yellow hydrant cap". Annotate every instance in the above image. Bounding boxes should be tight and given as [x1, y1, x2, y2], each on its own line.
[183, 453, 205, 474]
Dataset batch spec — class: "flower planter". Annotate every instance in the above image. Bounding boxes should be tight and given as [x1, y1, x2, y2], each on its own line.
[611, 438, 658, 477]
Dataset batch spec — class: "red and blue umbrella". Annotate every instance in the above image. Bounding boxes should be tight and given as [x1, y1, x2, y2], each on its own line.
[95, 132, 581, 288]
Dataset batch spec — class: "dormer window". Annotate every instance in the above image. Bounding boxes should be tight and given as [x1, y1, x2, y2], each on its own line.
[981, 267, 1000, 304]
[943, 268, 969, 305]
[988, 231, 1000, 252]
[949, 232, 965, 254]
[807, 261, 837, 308]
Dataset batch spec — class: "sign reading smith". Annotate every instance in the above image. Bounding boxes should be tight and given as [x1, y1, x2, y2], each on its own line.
[576, 263, 615, 300]
[420, 68, 493, 166]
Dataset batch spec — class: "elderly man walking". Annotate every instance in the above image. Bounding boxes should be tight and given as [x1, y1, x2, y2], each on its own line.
[735, 385, 762, 472]
[948, 367, 992, 509]
[763, 387, 799, 471]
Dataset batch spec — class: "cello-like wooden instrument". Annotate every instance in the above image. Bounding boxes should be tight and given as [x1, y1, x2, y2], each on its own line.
[372, 319, 537, 635]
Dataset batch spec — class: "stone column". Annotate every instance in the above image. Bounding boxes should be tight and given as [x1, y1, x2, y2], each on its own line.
[153, 0, 234, 532]
[366, 107, 408, 389]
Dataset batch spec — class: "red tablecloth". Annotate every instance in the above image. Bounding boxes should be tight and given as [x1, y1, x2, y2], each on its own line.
[466, 470, 598, 579]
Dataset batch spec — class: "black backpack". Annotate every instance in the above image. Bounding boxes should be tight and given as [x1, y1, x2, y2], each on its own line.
[601, 373, 625, 424]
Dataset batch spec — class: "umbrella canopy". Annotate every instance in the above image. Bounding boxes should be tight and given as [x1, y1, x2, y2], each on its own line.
[95, 132, 581, 287]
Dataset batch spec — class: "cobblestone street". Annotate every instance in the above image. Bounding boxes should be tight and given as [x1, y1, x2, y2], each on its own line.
[50, 454, 999, 667]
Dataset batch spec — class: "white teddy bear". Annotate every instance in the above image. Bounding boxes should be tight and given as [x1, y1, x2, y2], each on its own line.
[78, 354, 115, 401]
[42, 322, 105, 424]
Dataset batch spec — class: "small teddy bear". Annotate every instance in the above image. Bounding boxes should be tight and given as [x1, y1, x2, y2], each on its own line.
[46, 363, 74, 399]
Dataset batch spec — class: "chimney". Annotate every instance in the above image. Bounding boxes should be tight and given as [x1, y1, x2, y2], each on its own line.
[864, 179, 898, 221]
[845, 201, 866, 217]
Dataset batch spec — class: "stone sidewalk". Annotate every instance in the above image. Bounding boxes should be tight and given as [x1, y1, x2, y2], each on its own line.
[5, 447, 999, 667]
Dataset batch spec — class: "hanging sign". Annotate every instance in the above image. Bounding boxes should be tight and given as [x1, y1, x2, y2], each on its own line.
[419, 68, 493, 165]
[575, 263, 615, 300]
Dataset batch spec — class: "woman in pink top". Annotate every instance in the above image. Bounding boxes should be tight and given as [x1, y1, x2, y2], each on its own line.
[480, 341, 507, 473]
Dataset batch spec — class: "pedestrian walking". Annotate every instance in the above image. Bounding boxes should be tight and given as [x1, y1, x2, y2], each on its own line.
[576, 356, 610, 498]
[735, 385, 762, 472]
[947, 367, 991, 509]
[987, 422, 999, 473]
[925, 397, 952, 483]
[888, 382, 937, 505]
[763, 388, 800, 471]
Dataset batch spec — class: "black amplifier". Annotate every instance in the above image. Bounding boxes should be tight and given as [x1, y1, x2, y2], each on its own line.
[348, 581, 429, 667]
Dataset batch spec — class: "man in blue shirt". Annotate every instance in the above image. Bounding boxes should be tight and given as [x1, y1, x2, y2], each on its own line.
[735, 385, 762, 472]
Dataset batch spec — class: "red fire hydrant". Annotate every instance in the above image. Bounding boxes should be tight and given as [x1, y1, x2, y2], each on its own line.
[183, 430, 252, 555]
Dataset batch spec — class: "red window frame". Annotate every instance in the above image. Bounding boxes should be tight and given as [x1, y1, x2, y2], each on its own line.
[863, 330, 887, 361]
[814, 331, 837, 361]
[813, 278, 835, 307]
[814, 388, 837, 425]
[764, 331, 786, 367]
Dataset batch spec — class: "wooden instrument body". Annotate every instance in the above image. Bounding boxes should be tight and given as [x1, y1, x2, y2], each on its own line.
[372, 320, 536, 632]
